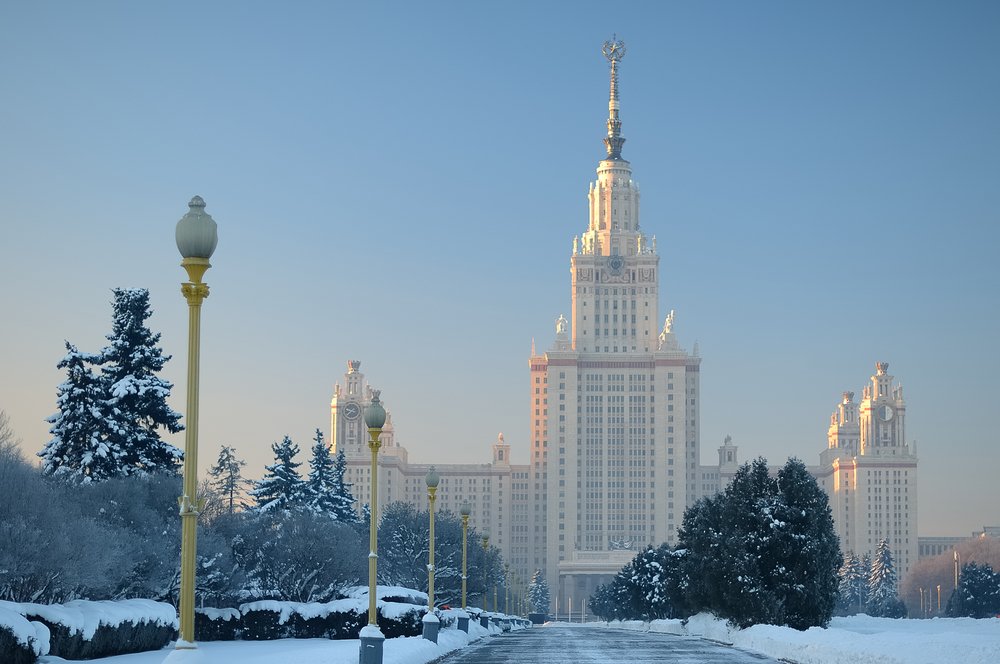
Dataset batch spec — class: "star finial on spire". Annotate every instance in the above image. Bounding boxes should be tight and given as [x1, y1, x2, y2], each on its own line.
[602, 35, 627, 160]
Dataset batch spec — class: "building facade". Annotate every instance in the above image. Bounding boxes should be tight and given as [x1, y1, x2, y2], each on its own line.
[329, 360, 531, 591]
[816, 362, 918, 577]
[528, 39, 702, 613]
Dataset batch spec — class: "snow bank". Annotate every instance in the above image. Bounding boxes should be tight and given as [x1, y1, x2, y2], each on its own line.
[608, 613, 1000, 664]
[238, 597, 424, 624]
[344, 585, 428, 605]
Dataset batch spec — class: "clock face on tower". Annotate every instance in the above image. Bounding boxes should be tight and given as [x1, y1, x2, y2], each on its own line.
[342, 402, 361, 421]
[877, 404, 894, 422]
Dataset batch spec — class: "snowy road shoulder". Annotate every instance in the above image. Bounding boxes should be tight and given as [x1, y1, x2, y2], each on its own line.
[605, 613, 1000, 664]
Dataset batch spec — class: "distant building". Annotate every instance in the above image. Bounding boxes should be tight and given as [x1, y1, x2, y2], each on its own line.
[816, 363, 918, 577]
[527, 38, 702, 613]
[329, 360, 531, 586]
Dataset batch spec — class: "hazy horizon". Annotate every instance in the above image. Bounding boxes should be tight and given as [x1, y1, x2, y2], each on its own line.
[1, 1, 997, 538]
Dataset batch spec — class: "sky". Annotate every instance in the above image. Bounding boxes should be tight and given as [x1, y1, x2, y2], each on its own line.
[1, 1, 997, 538]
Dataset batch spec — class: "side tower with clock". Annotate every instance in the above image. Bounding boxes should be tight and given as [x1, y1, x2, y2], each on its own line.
[816, 362, 918, 579]
[531, 38, 702, 613]
[330, 360, 370, 459]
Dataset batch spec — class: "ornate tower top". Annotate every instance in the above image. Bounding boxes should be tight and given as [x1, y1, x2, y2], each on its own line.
[602, 35, 627, 160]
[876, 361, 889, 375]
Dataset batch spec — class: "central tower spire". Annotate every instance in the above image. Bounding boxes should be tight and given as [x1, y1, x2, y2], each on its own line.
[602, 35, 627, 160]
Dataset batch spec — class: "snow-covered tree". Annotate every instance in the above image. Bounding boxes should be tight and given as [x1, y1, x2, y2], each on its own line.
[331, 447, 359, 523]
[838, 552, 866, 615]
[96, 288, 183, 476]
[527, 569, 550, 614]
[249, 436, 306, 513]
[674, 457, 842, 629]
[208, 445, 250, 513]
[867, 538, 906, 617]
[304, 429, 339, 516]
[39, 343, 118, 481]
[947, 562, 1000, 618]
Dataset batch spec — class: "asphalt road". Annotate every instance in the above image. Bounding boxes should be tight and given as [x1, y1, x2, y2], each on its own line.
[438, 623, 781, 664]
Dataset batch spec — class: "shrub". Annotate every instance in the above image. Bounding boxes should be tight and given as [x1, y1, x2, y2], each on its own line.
[195, 608, 241, 641]
[0, 606, 43, 664]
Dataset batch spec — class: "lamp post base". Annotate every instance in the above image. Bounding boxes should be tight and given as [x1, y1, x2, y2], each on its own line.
[359, 625, 385, 664]
[480, 613, 489, 629]
[456, 610, 470, 633]
[421, 612, 439, 643]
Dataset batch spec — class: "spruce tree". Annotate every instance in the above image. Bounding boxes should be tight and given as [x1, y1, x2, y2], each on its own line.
[868, 538, 906, 617]
[249, 436, 306, 513]
[208, 445, 250, 513]
[331, 447, 358, 523]
[947, 562, 1000, 618]
[527, 569, 551, 614]
[304, 429, 339, 516]
[97, 288, 183, 475]
[39, 343, 116, 481]
[838, 552, 865, 615]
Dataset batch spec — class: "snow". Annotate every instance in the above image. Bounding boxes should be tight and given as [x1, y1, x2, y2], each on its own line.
[195, 607, 240, 622]
[607, 612, 1000, 664]
[345, 585, 428, 604]
[46, 619, 495, 664]
[0, 603, 40, 650]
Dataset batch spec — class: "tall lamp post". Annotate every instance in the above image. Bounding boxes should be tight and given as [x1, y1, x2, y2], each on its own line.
[954, 550, 962, 590]
[174, 195, 218, 648]
[422, 467, 440, 642]
[504, 564, 510, 614]
[360, 392, 386, 664]
[480, 533, 490, 628]
[458, 501, 471, 633]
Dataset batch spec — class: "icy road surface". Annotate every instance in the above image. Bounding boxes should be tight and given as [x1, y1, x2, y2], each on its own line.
[439, 622, 780, 663]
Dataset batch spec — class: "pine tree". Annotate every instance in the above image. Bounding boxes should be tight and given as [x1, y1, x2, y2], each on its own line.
[39, 343, 117, 481]
[331, 447, 358, 523]
[97, 288, 183, 475]
[249, 436, 306, 513]
[868, 538, 907, 617]
[947, 562, 1000, 618]
[527, 569, 550, 614]
[304, 429, 339, 516]
[838, 552, 865, 615]
[208, 445, 250, 513]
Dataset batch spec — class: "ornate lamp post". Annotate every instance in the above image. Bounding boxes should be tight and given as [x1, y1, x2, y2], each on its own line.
[480, 533, 490, 628]
[954, 550, 961, 590]
[422, 467, 440, 642]
[174, 195, 218, 648]
[458, 501, 471, 633]
[360, 392, 386, 664]
[504, 563, 510, 614]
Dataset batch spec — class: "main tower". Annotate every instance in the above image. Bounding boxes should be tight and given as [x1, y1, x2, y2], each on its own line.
[529, 38, 702, 614]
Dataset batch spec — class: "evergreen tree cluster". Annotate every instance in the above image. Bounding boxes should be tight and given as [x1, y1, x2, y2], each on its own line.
[947, 562, 1000, 618]
[837, 541, 907, 617]
[247, 430, 358, 522]
[590, 458, 842, 630]
[1, 440, 366, 605]
[39, 289, 183, 481]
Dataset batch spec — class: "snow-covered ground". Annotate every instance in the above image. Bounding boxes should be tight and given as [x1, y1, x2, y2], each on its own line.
[607, 612, 1000, 664]
[36, 616, 506, 664]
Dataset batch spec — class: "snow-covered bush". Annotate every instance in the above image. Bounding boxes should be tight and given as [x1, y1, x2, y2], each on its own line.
[14, 599, 176, 660]
[195, 607, 242, 641]
[237, 598, 423, 640]
[0, 604, 44, 664]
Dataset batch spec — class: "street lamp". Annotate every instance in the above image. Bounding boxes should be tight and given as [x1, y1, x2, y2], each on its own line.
[504, 563, 510, 614]
[360, 392, 386, 664]
[954, 550, 962, 590]
[458, 501, 471, 633]
[174, 195, 218, 649]
[480, 533, 490, 628]
[422, 466, 440, 643]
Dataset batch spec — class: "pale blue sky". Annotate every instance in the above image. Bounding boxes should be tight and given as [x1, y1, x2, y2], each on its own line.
[1, 1, 997, 536]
